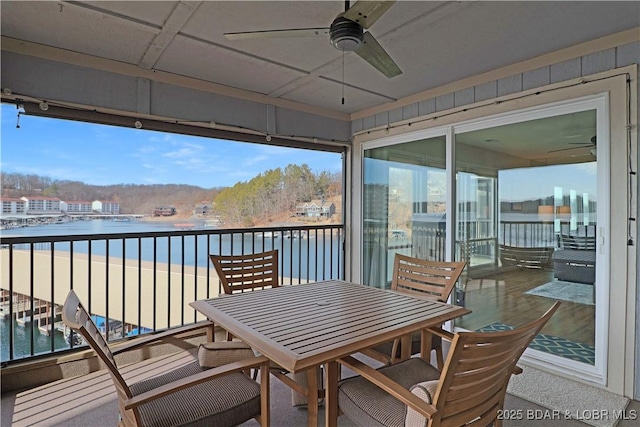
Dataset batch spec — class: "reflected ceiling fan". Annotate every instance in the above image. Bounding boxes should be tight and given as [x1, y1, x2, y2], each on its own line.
[549, 135, 597, 156]
[224, 1, 402, 79]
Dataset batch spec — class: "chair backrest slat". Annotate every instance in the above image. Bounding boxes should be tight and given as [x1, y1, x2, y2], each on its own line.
[391, 254, 466, 302]
[210, 250, 279, 295]
[431, 302, 560, 427]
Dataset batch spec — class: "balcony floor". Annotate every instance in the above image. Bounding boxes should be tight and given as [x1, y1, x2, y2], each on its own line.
[2, 348, 638, 427]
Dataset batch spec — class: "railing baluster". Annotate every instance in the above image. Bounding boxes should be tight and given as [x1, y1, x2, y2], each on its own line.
[289, 230, 293, 286]
[314, 228, 319, 281]
[29, 243, 34, 357]
[122, 237, 126, 334]
[138, 237, 142, 336]
[70, 240, 74, 291]
[194, 234, 198, 324]
[8, 245, 14, 360]
[0, 223, 346, 363]
[49, 241, 55, 353]
[206, 235, 211, 299]
[105, 239, 110, 342]
[153, 237, 157, 332]
[167, 236, 171, 328]
[181, 235, 185, 325]
[217, 234, 223, 295]
[330, 228, 334, 278]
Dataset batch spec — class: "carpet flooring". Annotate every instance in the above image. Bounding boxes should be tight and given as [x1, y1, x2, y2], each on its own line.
[525, 280, 594, 305]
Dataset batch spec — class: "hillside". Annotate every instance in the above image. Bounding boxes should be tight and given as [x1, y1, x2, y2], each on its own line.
[1, 167, 343, 225]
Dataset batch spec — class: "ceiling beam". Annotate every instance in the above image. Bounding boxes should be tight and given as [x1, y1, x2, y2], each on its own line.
[63, 1, 162, 33]
[139, 1, 202, 69]
[1, 36, 350, 122]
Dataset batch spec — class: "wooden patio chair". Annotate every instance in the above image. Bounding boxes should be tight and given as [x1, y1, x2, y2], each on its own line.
[209, 249, 324, 407]
[337, 301, 560, 427]
[210, 249, 280, 341]
[61, 290, 270, 427]
[362, 254, 466, 368]
[210, 249, 280, 296]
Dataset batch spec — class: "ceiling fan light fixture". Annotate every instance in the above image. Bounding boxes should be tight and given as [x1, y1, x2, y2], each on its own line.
[329, 17, 363, 51]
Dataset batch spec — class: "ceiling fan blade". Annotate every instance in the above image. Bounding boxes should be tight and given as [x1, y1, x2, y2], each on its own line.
[224, 28, 329, 41]
[343, 1, 396, 29]
[354, 31, 402, 78]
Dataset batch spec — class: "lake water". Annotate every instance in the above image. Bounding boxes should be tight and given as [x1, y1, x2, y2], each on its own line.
[1, 219, 343, 362]
[2, 218, 343, 279]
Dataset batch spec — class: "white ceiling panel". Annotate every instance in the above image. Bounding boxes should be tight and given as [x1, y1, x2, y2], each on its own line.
[0, 1, 157, 65]
[281, 74, 393, 113]
[182, 1, 347, 72]
[1, 1, 638, 116]
[155, 35, 306, 94]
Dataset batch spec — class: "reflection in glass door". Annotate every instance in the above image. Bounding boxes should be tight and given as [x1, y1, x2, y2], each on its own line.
[362, 136, 446, 289]
[454, 109, 598, 367]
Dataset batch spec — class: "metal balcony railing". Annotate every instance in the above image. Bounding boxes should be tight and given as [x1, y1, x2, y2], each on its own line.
[0, 224, 344, 364]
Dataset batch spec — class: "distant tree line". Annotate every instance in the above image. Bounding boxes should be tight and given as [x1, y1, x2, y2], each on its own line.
[1, 165, 341, 221]
[0, 172, 219, 215]
[214, 164, 341, 226]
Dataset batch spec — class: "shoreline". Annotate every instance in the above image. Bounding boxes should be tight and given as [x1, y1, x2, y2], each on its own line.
[1, 213, 338, 235]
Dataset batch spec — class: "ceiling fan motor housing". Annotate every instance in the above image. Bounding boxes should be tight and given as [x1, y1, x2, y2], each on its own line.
[330, 16, 363, 51]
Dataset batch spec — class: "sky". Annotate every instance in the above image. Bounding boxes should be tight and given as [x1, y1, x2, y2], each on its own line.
[0, 104, 342, 189]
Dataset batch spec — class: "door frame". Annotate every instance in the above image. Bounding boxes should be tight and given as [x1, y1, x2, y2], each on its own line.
[450, 93, 610, 385]
[351, 67, 636, 395]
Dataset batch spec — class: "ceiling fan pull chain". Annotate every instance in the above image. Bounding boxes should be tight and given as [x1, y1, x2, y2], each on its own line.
[341, 50, 345, 104]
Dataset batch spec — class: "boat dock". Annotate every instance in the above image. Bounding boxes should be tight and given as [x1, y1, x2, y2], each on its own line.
[0, 249, 224, 335]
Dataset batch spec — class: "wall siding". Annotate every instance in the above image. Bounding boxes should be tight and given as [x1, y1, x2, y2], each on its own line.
[2, 52, 351, 143]
[356, 42, 640, 133]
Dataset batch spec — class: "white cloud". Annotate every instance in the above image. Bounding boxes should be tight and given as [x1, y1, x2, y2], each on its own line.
[163, 147, 199, 158]
[243, 155, 268, 166]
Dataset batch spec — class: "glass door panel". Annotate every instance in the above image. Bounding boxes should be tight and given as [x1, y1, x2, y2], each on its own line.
[454, 109, 598, 366]
[363, 136, 446, 289]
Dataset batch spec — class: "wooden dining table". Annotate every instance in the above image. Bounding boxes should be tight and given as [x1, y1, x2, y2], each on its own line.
[190, 279, 469, 427]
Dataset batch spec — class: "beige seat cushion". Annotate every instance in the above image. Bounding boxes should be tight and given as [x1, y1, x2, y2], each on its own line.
[405, 380, 439, 427]
[338, 357, 441, 427]
[198, 341, 256, 368]
[130, 360, 261, 427]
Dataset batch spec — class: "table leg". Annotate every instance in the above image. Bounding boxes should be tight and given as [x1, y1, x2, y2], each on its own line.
[206, 322, 215, 342]
[306, 367, 319, 427]
[399, 334, 411, 361]
[421, 329, 433, 361]
[325, 361, 339, 427]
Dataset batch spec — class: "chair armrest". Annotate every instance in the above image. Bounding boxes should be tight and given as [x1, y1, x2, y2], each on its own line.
[112, 321, 213, 355]
[359, 347, 393, 365]
[337, 356, 437, 419]
[427, 326, 454, 342]
[123, 355, 269, 410]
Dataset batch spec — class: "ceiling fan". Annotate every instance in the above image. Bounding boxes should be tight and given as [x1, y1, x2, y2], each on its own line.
[549, 135, 597, 156]
[224, 1, 402, 79]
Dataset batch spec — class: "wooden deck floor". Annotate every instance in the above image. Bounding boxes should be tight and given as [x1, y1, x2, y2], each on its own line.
[456, 267, 595, 345]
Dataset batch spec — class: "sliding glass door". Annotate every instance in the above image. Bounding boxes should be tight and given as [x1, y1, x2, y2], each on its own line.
[454, 108, 599, 369]
[360, 94, 608, 380]
[362, 134, 446, 289]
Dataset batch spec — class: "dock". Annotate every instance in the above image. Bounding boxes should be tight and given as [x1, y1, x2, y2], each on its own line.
[0, 249, 224, 333]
